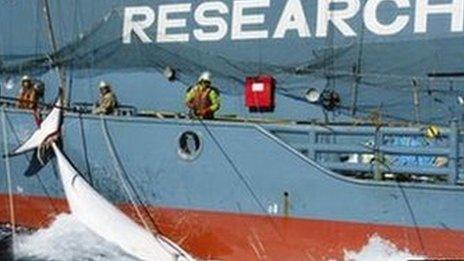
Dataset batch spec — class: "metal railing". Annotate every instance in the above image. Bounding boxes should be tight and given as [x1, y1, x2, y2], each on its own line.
[0, 97, 137, 117]
[2, 95, 462, 184]
[268, 121, 462, 185]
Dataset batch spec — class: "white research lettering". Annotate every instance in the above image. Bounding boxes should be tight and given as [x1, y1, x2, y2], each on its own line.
[122, 0, 464, 44]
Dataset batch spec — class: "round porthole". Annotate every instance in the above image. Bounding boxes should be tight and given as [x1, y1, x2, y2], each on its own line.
[178, 131, 202, 161]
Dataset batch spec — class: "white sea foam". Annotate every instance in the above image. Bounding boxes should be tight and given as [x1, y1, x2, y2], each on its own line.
[13, 214, 138, 261]
[9, 215, 428, 261]
[343, 235, 426, 261]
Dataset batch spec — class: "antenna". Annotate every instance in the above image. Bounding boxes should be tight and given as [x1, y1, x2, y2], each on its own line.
[42, 0, 68, 105]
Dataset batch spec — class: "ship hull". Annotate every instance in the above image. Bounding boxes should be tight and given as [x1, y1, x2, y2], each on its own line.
[2, 110, 464, 260]
[1, 194, 464, 260]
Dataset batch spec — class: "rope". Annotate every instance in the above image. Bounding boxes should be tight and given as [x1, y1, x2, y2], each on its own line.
[198, 119, 268, 214]
[4, 111, 59, 214]
[1, 108, 16, 241]
[78, 114, 93, 185]
[99, 116, 156, 232]
[98, 116, 187, 258]
[196, 118, 288, 244]
[396, 182, 425, 252]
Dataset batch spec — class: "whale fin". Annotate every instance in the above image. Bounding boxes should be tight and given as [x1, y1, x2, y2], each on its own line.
[10, 98, 62, 156]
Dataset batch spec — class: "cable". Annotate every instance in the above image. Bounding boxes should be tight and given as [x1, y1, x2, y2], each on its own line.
[396, 182, 425, 252]
[3, 111, 59, 214]
[198, 118, 268, 214]
[98, 116, 191, 257]
[78, 114, 93, 185]
[1, 108, 16, 241]
[196, 118, 290, 247]
[99, 116, 159, 233]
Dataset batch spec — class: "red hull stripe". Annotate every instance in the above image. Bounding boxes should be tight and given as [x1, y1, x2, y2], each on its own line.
[1, 194, 464, 260]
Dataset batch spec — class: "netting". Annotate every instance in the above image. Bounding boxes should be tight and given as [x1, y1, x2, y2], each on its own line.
[1, 1, 464, 123]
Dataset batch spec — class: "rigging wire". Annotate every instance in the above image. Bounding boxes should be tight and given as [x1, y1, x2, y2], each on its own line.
[41, 0, 68, 105]
[396, 182, 426, 252]
[1, 108, 16, 241]
[3, 2, 464, 93]
[198, 119, 267, 213]
[78, 114, 93, 185]
[350, 0, 366, 116]
[3, 110, 59, 214]
[99, 116, 190, 258]
[196, 118, 288, 245]
[361, 112, 425, 253]
[99, 116, 159, 233]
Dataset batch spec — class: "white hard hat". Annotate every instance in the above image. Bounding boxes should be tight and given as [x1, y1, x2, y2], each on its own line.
[21, 75, 32, 82]
[198, 71, 212, 83]
[98, 81, 110, 89]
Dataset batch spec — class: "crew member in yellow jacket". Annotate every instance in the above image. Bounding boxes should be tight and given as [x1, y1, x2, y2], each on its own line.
[185, 71, 221, 119]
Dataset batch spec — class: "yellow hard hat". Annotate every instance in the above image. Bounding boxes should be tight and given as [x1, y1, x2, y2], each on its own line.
[425, 125, 440, 139]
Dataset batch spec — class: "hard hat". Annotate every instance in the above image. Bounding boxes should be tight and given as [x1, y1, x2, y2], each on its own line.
[33, 80, 45, 93]
[198, 71, 212, 83]
[34, 82, 45, 97]
[21, 75, 32, 82]
[425, 125, 440, 139]
[98, 81, 110, 89]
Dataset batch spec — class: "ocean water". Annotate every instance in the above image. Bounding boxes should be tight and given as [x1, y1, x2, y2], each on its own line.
[0, 215, 425, 261]
[343, 235, 425, 261]
[2, 214, 137, 261]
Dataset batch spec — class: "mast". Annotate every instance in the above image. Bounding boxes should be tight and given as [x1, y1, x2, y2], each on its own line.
[42, 0, 68, 105]
[350, 0, 366, 117]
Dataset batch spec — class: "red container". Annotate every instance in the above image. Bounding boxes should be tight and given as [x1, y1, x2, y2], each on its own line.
[245, 75, 275, 111]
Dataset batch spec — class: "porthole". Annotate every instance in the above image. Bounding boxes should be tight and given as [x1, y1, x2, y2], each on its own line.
[177, 131, 202, 161]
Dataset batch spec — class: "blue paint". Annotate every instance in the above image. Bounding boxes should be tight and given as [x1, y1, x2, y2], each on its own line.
[1, 110, 463, 232]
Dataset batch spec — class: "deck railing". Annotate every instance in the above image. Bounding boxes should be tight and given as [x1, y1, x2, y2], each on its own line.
[269, 121, 462, 185]
[2, 95, 462, 185]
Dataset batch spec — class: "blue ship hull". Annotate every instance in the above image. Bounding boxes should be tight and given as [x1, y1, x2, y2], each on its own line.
[2, 0, 464, 259]
[1, 109, 464, 259]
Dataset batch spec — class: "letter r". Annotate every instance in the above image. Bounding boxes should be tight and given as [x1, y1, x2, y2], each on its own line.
[123, 6, 155, 44]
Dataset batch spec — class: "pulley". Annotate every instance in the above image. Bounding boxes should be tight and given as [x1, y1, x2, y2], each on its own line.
[320, 90, 341, 111]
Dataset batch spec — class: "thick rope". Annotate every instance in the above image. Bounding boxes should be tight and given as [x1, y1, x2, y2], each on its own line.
[78, 115, 93, 185]
[99, 116, 152, 232]
[99, 116, 186, 258]
[4, 111, 59, 214]
[396, 182, 425, 252]
[1, 108, 16, 241]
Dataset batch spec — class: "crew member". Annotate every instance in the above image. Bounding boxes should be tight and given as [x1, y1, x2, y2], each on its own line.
[93, 81, 118, 115]
[185, 71, 221, 119]
[16, 75, 38, 109]
[33, 80, 45, 104]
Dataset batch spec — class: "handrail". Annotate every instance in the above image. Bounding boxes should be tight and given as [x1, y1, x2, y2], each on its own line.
[2, 95, 461, 184]
[267, 121, 461, 184]
[325, 162, 450, 176]
[311, 144, 449, 156]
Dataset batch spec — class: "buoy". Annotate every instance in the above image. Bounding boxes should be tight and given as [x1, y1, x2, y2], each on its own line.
[425, 125, 440, 139]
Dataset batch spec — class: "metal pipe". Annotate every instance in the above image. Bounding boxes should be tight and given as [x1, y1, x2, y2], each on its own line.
[269, 125, 451, 136]
[449, 120, 459, 184]
[283, 192, 290, 217]
[312, 144, 449, 156]
[42, 0, 68, 105]
[373, 127, 383, 180]
[324, 162, 449, 176]
[1, 108, 16, 241]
